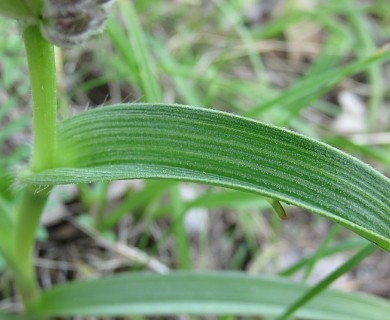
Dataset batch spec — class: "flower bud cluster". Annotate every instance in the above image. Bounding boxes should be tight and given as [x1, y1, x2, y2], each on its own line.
[40, 0, 113, 47]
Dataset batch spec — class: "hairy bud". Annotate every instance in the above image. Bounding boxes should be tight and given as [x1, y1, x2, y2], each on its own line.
[40, 0, 113, 47]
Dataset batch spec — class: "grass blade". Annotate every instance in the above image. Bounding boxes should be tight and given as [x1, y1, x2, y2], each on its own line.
[114, 0, 162, 101]
[278, 238, 368, 276]
[277, 243, 376, 320]
[302, 224, 341, 281]
[246, 47, 390, 121]
[348, 6, 383, 129]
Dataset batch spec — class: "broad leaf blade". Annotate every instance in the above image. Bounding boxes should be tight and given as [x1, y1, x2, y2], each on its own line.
[20, 104, 390, 251]
[27, 272, 390, 319]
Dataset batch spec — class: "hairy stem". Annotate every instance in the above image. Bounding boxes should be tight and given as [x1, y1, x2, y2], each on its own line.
[23, 25, 57, 172]
[13, 25, 57, 306]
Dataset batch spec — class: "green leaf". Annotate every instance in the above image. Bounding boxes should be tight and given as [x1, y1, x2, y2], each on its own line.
[20, 104, 390, 251]
[27, 272, 390, 319]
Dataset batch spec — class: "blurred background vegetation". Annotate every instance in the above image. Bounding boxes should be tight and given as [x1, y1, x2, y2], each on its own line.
[1, 0, 390, 316]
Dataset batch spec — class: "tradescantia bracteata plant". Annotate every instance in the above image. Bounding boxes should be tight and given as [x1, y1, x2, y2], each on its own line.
[0, 0, 390, 319]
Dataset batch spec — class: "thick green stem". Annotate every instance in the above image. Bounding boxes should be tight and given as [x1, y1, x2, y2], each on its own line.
[14, 190, 50, 304]
[23, 25, 57, 172]
[12, 25, 57, 306]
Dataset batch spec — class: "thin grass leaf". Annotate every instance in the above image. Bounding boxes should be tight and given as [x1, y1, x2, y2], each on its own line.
[252, 5, 364, 39]
[303, 224, 341, 281]
[214, 0, 268, 86]
[115, 0, 162, 101]
[246, 47, 390, 120]
[348, 7, 383, 130]
[277, 243, 376, 320]
[27, 272, 390, 319]
[20, 104, 390, 251]
[152, 39, 203, 106]
[105, 19, 140, 89]
[170, 185, 191, 269]
[141, 189, 270, 221]
[278, 238, 368, 276]
[102, 180, 175, 229]
[303, 18, 351, 78]
[253, 11, 308, 39]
